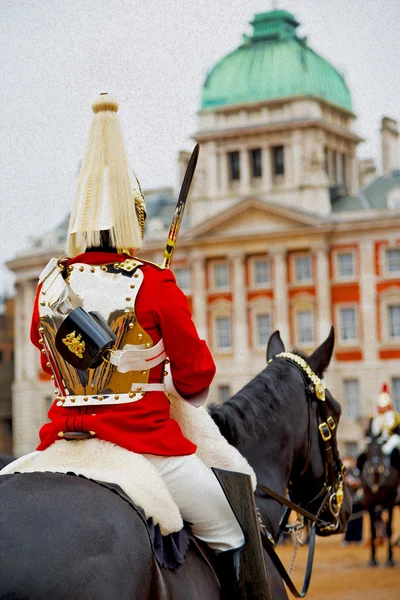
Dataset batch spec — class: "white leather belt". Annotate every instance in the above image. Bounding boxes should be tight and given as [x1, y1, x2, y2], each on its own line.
[109, 338, 167, 373]
[57, 383, 166, 407]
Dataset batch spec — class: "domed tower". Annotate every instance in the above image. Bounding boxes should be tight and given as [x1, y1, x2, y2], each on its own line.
[190, 9, 362, 222]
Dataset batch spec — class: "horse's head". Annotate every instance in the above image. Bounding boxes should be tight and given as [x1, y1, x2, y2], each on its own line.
[264, 327, 351, 537]
[362, 436, 391, 495]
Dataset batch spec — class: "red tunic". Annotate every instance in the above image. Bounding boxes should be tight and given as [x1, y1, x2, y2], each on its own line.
[31, 251, 216, 456]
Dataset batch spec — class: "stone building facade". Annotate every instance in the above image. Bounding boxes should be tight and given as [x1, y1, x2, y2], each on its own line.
[6, 9, 400, 457]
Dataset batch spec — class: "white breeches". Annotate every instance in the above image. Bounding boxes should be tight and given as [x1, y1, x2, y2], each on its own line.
[143, 453, 245, 551]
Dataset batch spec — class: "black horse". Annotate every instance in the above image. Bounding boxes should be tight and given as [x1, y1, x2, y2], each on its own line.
[358, 436, 400, 567]
[0, 329, 350, 599]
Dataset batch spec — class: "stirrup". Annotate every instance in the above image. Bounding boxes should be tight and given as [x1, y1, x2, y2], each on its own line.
[212, 468, 272, 600]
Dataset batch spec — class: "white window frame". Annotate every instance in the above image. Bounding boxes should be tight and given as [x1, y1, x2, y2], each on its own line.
[249, 256, 271, 289]
[250, 297, 274, 350]
[334, 249, 356, 281]
[214, 315, 233, 351]
[379, 288, 400, 344]
[292, 254, 313, 285]
[174, 266, 191, 292]
[210, 260, 230, 291]
[295, 308, 315, 347]
[388, 304, 400, 340]
[254, 313, 272, 349]
[380, 245, 400, 278]
[336, 304, 359, 345]
[386, 248, 400, 275]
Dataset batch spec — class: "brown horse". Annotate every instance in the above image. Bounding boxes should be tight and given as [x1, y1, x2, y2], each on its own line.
[0, 330, 350, 599]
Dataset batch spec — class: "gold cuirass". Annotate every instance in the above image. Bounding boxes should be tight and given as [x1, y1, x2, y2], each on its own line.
[38, 258, 154, 405]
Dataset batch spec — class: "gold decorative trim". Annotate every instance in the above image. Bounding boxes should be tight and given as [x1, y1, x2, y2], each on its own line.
[269, 351, 326, 401]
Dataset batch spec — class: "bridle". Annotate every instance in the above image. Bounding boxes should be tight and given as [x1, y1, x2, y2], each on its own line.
[256, 352, 346, 597]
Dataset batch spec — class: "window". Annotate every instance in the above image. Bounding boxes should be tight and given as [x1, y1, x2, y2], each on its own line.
[253, 259, 270, 285]
[256, 314, 272, 347]
[340, 307, 358, 342]
[250, 148, 262, 178]
[386, 249, 400, 273]
[213, 264, 229, 289]
[174, 267, 190, 291]
[218, 385, 231, 404]
[388, 305, 400, 338]
[215, 317, 232, 349]
[337, 252, 355, 278]
[272, 145, 284, 176]
[344, 379, 361, 420]
[0, 350, 3, 363]
[297, 311, 314, 345]
[392, 378, 400, 411]
[295, 256, 312, 282]
[228, 151, 240, 181]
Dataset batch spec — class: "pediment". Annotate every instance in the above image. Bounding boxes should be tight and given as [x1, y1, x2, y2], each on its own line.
[187, 198, 328, 240]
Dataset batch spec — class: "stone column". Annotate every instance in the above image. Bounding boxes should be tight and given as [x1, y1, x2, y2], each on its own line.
[262, 144, 271, 192]
[240, 147, 250, 195]
[219, 150, 229, 197]
[272, 248, 289, 346]
[359, 239, 378, 415]
[190, 251, 208, 341]
[314, 245, 331, 343]
[13, 278, 43, 456]
[206, 141, 218, 198]
[359, 240, 376, 363]
[347, 153, 359, 196]
[231, 252, 249, 364]
[336, 151, 343, 185]
[22, 280, 37, 380]
[291, 130, 303, 189]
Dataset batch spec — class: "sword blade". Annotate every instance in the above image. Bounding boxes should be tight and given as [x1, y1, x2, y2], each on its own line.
[162, 143, 200, 269]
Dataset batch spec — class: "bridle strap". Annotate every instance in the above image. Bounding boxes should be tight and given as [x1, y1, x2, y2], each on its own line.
[256, 482, 332, 529]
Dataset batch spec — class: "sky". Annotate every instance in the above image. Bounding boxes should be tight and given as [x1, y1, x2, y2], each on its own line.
[1, 0, 399, 293]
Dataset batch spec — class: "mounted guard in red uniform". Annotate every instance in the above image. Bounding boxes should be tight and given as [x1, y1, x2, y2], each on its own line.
[25, 94, 271, 598]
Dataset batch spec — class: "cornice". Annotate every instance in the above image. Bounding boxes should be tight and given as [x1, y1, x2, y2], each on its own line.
[193, 117, 363, 144]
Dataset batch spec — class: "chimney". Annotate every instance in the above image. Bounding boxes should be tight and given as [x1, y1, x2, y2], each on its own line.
[358, 158, 377, 188]
[381, 117, 399, 178]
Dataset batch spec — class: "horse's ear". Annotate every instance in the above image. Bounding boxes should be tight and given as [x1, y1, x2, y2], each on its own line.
[266, 330, 285, 362]
[307, 326, 335, 377]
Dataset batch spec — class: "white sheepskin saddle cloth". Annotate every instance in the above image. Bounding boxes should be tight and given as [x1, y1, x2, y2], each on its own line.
[0, 401, 256, 536]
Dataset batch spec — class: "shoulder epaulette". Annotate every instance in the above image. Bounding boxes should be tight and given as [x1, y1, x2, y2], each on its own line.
[38, 257, 66, 284]
[136, 257, 166, 270]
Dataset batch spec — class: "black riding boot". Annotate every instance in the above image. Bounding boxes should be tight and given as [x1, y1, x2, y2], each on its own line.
[213, 548, 243, 599]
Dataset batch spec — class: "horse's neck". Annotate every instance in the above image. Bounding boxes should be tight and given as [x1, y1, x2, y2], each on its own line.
[237, 436, 293, 539]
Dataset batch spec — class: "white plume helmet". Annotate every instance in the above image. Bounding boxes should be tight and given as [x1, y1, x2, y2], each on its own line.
[66, 93, 143, 257]
[377, 382, 392, 410]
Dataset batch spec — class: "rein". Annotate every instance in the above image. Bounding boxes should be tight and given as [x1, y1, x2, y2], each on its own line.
[256, 352, 345, 598]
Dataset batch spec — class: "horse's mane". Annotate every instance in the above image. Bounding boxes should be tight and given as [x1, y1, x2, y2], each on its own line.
[209, 358, 295, 446]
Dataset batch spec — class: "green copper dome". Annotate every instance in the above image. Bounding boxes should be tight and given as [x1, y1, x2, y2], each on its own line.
[201, 10, 352, 112]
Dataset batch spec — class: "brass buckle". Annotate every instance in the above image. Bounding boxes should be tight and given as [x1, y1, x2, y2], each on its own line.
[319, 422, 332, 442]
[327, 416, 336, 430]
